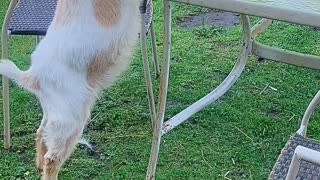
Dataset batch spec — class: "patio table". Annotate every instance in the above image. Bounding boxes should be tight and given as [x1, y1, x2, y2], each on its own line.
[143, 0, 320, 179]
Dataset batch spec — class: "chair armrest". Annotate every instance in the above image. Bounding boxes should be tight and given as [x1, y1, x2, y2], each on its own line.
[297, 90, 320, 136]
[286, 145, 320, 180]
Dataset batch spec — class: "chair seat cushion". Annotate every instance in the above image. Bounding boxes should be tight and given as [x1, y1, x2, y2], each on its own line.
[269, 133, 320, 180]
[9, 0, 57, 36]
[9, 0, 153, 36]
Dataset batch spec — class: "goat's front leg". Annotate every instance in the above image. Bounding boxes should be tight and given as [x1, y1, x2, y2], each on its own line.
[41, 120, 84, 180]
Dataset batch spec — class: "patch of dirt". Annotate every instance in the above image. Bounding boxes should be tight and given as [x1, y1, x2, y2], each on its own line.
[179, 10, 240, 28]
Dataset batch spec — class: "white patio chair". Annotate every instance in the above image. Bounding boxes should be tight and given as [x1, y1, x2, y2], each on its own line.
[269, 91, 320, 179]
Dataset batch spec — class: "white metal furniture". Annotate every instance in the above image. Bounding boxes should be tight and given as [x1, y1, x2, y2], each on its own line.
[142, 0, 320, 179]
[269, 91, 320, 179]
[285, 145, 320, 180]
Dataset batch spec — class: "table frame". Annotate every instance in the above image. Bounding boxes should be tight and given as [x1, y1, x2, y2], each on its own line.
[142, 0, 320, 179]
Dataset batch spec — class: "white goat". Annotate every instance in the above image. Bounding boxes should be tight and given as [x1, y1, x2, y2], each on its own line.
[0, 0, 141, 179]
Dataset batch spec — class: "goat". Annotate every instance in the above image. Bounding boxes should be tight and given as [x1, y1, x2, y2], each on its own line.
[0, 0, 142, 179]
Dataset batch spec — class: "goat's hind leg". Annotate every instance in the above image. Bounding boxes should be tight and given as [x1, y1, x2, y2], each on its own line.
[41, 120, 83, 180]
[36, 113, 48, 172]
[36, 127, 47, 172]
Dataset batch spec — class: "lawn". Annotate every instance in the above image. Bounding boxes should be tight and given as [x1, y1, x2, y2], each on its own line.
[1, 1, 320, 179]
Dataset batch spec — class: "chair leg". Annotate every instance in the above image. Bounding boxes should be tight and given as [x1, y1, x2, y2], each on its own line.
[1, 0, 19, 149]
[140, 13, 157, 126]
[146, 1, 172, 179]
[150, 22, 160, 78]
[2, 78, 10, 149]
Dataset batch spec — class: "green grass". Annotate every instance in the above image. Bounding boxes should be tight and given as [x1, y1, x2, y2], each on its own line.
[1, 1, 320, 179]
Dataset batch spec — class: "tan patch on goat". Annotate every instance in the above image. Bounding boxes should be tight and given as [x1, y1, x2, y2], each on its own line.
[52, 0, 81, 28]
[87, 51, 116, 88]
[35, 130, 47, 172]
[94, 0, 121, 27]
[43, 157, 60, 178]
[21, 73, 40, 92]
[43, 129, 81, 179]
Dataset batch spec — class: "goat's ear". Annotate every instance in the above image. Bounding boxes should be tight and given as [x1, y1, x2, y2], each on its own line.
[94, 0, 121, 27]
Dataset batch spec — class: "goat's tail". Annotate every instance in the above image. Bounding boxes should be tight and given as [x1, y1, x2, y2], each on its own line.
[0, 59, 39, 94]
